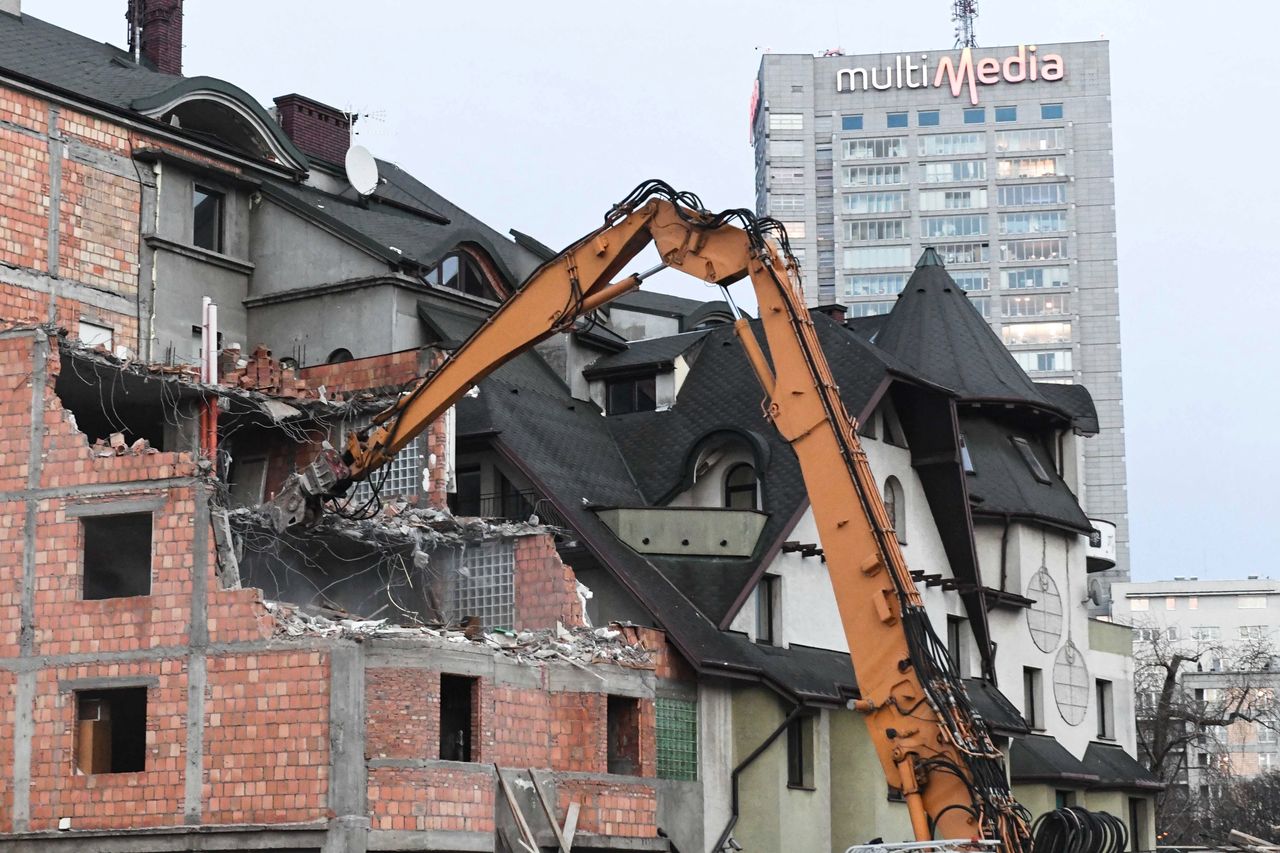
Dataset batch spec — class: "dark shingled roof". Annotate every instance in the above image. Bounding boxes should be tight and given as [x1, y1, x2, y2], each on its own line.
[583, 331, 709, 379]
[961, 415, 1093, 533]
[1010, 734, 1100, 786]
[1037, 383, 1100, 435]
[611, 290, 710, 318]
[874, 250, 1061, 413]
[1082, 742, 1163, 791]
[963, 678, 1031, 736]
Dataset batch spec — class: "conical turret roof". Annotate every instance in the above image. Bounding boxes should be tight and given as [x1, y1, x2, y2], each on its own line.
[874, 249, 1054, 408]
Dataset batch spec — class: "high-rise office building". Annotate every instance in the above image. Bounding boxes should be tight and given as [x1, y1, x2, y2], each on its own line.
[753, 41, 1128, 592]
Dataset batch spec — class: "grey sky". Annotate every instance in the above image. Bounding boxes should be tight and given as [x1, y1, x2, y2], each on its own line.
[26, 0, 1280, 582]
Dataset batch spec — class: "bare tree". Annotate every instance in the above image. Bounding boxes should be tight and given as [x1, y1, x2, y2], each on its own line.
[1130, 623, 1280, 844]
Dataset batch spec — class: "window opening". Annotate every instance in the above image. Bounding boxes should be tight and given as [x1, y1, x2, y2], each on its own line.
[883, 476, 906, 544]
[995, 105, 1018, 122]
[841, 114, 863, 131]
[656, 698, 698, 780]
[423, 251, 498, 300]
[607, 696, 642, 775]
[606, 375, 657, 415]
[724, 463, 758, 510]
[756, 574, 779, 645]
[1011, 436, 1052, 484]
[947, 616, 967, 676]
[439, 674, 478, 762]
[326, 348, 353, 364]
[1024, 667, 1043, 729]
[75, 687, 147, 774]
[959, 433, 975, 473]
[450, 466, 482, 516]
[83, 513, 152, 600]
[787, 713, 816, 788]
[78, 320, 113, 350]
[192, 186, 224, 252]
[1096, 679, 1114, 738]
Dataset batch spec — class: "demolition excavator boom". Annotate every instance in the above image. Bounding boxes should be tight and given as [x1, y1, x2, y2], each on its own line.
[264, 181, 1034, 852]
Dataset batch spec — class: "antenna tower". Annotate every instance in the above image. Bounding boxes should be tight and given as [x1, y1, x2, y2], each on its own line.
[952, 0, 978, 48]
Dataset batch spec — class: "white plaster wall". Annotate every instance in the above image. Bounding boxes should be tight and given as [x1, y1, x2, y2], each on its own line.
[699, 683, 734, 849]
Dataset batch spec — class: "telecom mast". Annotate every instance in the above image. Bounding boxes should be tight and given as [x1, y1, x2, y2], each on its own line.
[952, 0, 978, 48]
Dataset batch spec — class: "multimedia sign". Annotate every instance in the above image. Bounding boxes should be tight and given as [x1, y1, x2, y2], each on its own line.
[836, 45, 1064, 105]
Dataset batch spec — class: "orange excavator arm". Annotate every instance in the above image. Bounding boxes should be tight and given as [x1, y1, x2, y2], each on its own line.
[264, 181, 1032, 852]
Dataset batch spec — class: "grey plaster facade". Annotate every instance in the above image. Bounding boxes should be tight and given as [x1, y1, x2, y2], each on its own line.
[754, 40, 1129, 592]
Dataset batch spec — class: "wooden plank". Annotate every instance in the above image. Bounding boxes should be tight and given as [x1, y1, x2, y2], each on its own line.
[494, 764, 539, 853]
[529, 768, 572, 853]
[562, 802, 580, 849]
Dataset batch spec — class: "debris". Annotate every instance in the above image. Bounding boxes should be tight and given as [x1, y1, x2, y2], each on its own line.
[262, 601, 653, 669]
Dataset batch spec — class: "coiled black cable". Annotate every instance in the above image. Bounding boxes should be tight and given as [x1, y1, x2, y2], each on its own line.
[1032, 807, 1128, 853]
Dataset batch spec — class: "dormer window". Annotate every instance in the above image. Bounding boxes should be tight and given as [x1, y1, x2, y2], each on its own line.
[959, 432, 975, 474]
[425, 251, 497, 300]
[605, 374, 657, 415]
[724, 463, 759, 510]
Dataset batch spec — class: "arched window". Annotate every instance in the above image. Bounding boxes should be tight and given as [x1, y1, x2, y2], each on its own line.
[424, 250, 498, 300]
[724, 463, 758, 510]
[883, 476, 906, 544]
[327, 348, 353, 364]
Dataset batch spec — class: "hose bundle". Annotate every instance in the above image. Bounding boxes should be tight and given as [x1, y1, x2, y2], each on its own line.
[1031, 807, 1128, 853]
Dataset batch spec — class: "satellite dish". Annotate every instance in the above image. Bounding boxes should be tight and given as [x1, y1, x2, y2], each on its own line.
[344, 145, 380, 197]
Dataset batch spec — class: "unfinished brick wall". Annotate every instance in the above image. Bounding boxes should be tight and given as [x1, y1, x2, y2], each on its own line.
[204, 651, 330, 824]
[28, 659, 188, 830]
[299, 347, 423, 397]
[367, 765, 496, 834]
[556, 777, 658, 839]
[58, 159, 139, 295]
[365, 668, 439, 760]
[514, 533, 586, 630]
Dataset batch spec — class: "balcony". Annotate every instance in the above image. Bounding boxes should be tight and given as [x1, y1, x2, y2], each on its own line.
[1086, 518, 1117, 572]
[449, 490, 569, 529]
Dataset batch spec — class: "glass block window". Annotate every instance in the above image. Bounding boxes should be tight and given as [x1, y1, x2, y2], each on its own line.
[349, 433, 425, 504]
[449, 540, 515, 629]
[656, 698, 698, 780]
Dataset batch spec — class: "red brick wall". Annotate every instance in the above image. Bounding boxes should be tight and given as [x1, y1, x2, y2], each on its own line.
[57, 159, 139, 295]
[204, 651, 330, 824]
[367, 765, 495, 834]
[556, 777, 658, 838]
[27, 659, 188, 830]
[272, 95, 352, 167]
[514, 533, 585, 630]
[366, 668, 438, 760]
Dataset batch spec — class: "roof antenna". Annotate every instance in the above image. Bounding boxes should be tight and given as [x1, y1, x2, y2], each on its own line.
[952, 0, 978, 48]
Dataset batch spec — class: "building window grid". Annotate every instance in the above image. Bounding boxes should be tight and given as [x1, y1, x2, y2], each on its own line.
[995, 128, 1065, 153]
[770, 196, 806, 215]
[844, 218, 909, 242]
[655, 698, 698, 780]
[921, 160, 987, 184]
[1012, 350, 1072, 372]
[1002, 321, 1072, 346]
[1002, 266, 1070, 289]
[997, 156, 1066, 180]
[448, 541, 516, 629]
[952, 271, 990, 292]
[998, 183, 1068, 207]
[1003, 294, 1070, 318]
[842, 137, 908, 160]
[921, 214, 988, 239]
[843, 191, 909, 214]
[1001, 238, 1068, 262]
[843, 165, 908, 187]
[770, 140, 805, 158]
[845, 273, 907, 297]
[844, 245, 913, 270]
[919, 188, 987, 211]
[848, 301, 896, 317]
[935, 242, 990, 265]
[1000, 211, 1068, 235]
[919, 133, 986, 157]
[769, 113, 804, 131]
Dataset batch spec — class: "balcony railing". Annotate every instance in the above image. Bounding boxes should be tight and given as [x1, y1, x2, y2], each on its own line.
[450, 490, 569, 529]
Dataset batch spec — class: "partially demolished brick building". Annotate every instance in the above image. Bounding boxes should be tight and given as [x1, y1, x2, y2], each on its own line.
[0, 2, 670, 850]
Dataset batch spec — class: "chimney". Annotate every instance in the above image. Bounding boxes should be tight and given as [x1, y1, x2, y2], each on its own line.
[0, 1, 20, 18]
[272, 94, 354, 165]
[814, 303, 847, 324]
[129, 0, 184, 75]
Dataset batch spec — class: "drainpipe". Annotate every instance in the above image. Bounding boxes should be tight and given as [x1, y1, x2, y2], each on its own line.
[146, 160, 162, 360]
[710, 703, 804, 853]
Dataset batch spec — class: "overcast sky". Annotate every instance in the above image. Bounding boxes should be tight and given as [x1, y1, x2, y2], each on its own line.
[27, 0, 1280, 583]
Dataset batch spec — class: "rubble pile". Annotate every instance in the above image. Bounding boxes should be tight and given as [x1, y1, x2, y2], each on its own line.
[264, 601, 654, 669]
[91, 432, 160, 457]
